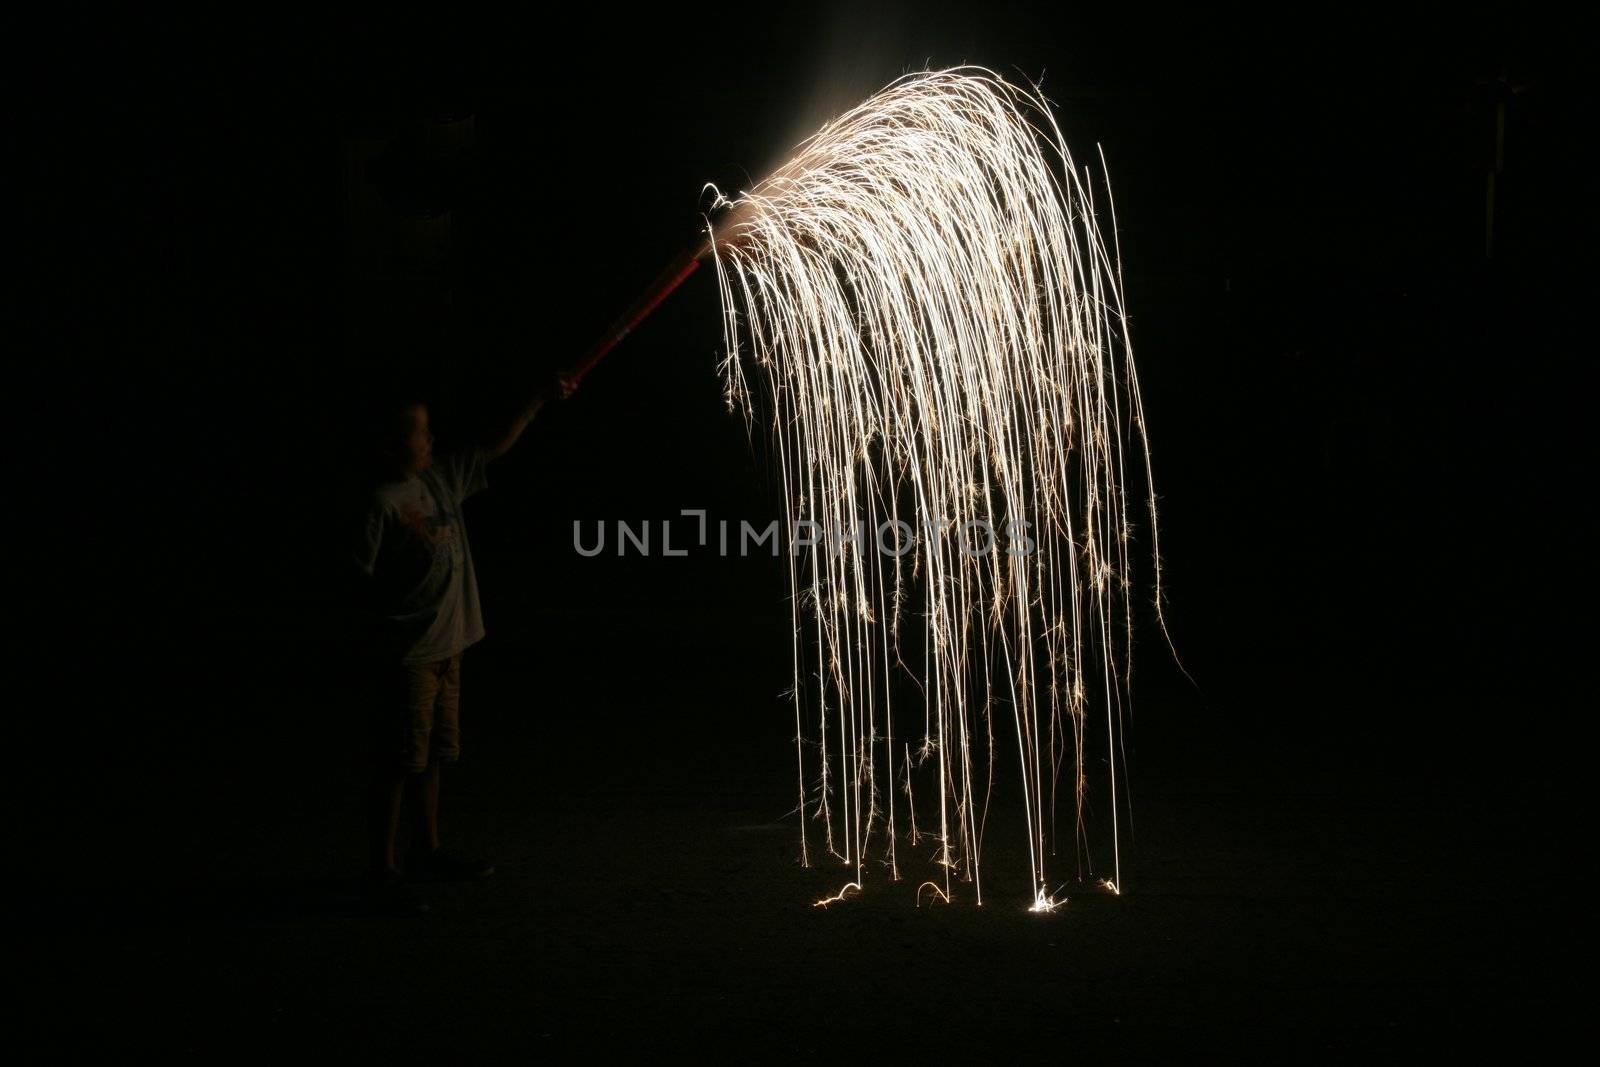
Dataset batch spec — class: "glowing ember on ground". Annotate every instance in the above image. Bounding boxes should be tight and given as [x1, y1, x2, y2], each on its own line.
[707, 68, 1165, 908]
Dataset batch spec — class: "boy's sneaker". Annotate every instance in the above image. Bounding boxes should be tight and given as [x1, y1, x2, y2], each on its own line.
[361, 869, 430, 915]
[410, 846, 495, 881]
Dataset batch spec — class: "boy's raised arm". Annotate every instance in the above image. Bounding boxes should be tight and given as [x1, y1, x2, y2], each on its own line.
[483, 373, 576, 461]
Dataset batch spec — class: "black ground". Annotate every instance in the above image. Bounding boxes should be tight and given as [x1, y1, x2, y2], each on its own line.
[19, 6, 1584, 1055]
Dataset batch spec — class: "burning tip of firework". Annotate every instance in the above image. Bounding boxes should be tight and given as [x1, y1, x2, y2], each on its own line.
[702, 197, 762, 258]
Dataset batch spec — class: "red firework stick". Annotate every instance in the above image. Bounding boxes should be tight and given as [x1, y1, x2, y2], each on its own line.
[563, 242, 709, 388]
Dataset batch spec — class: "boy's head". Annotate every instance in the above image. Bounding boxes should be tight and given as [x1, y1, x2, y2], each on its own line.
[373, 399, 434, 479]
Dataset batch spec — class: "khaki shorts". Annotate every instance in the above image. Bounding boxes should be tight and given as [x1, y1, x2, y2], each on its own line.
[378, 654, 462, 774]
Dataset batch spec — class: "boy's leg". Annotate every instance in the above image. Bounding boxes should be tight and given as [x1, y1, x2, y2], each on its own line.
[409, 655, 493, 879]
[408, 760, 442, 854]
[409, 655, 455, 853]
[365, 769, 429, 914]
[369, 772, 408, 876]
[369, 661, 441, 877]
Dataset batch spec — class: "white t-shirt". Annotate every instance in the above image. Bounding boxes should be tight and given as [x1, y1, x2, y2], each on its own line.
[356, 448, 489, 664]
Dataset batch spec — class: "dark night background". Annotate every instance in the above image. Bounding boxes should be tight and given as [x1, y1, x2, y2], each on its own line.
[16, 4, 1586, 1054]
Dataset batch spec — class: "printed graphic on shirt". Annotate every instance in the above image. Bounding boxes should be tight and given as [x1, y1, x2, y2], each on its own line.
[396, 488, 462, 575]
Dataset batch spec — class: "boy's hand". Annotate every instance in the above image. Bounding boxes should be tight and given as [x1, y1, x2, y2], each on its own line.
[553, 372, 578, 401]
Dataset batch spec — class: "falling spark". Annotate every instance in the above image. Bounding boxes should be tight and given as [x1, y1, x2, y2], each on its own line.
[1029, 885, 1070, 913]
[707, 68, 1164, 907]
[814, 882, 863, 908]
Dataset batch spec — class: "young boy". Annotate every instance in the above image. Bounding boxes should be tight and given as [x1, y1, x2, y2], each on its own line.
[355, 374, 574, 909]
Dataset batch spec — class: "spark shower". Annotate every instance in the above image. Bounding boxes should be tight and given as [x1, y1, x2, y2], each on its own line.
[704, 68, 1163, 909]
